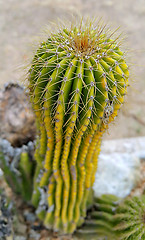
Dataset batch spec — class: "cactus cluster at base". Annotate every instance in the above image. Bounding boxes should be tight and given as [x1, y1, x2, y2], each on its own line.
[27, 18, 129, 233]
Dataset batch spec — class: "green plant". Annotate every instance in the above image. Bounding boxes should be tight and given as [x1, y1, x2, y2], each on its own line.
[81, 194, 145, 240]
[76, 194, 120, 239]
[114, 195, 145, 239]
[27, 18, 129, 233]
[0, 139, 35, 202]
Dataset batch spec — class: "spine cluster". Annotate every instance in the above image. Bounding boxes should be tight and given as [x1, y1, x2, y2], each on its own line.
[27, 19, 129, 233]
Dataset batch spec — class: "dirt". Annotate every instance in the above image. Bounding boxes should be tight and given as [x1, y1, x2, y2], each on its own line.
[0, 0, 145, 139]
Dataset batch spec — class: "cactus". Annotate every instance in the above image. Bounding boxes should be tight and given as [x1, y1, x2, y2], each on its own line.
[0, 138, 35, 202]
[0, 18, 129, 235]
[114, 195, 145, 239]
[26, 18, 129, 233]
[81, 194, 145, 240]
[76, 194, 119, 239]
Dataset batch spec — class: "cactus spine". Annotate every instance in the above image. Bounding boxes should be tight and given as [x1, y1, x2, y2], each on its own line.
[28, 19, 129, 233]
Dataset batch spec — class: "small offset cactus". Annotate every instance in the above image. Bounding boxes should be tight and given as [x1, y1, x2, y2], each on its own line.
[114, 195, 145, 239]
[0, 138, 35, 201]
[27, 18, 129, 233]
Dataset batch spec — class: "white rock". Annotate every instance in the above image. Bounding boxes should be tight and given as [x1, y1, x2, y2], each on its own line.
[93, 137, 145, 198]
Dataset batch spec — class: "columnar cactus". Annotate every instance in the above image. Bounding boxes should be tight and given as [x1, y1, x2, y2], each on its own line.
[27, 19, 129, 233]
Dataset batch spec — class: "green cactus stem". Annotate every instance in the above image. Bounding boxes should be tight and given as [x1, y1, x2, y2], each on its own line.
[0, 138, 35, 202]
[114, 195, 145, 239]
[76, 194, 120, 239]
[27, 18, 129, 233]
[81, 194, 145, 240]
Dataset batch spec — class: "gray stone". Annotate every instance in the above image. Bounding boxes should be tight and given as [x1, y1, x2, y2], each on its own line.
[23, 210, 36, 223]
[29, 229, 41, 240]
[93, 137, 145, 198]
[15, 236, 27, 240]
[14, 222, 27, 235]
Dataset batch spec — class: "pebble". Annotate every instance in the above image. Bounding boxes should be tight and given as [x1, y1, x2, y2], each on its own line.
[24, 210, 36, 223]
[29, 229, 41, 240]
[15, 236, 27, 240]
[14, 222, 27, 235]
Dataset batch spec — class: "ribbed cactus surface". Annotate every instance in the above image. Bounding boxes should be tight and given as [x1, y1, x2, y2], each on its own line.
[77, 194, 119, 239]
[28, 19, 129, 233]
[114, 195, 145, 239]
[83, 195, 145, 240]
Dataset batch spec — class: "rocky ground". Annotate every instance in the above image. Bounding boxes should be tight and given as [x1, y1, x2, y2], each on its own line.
[0, 0, 145, 139]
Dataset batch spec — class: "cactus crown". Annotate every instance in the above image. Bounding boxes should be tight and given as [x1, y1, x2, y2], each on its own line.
[28, 19, 129, 133]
